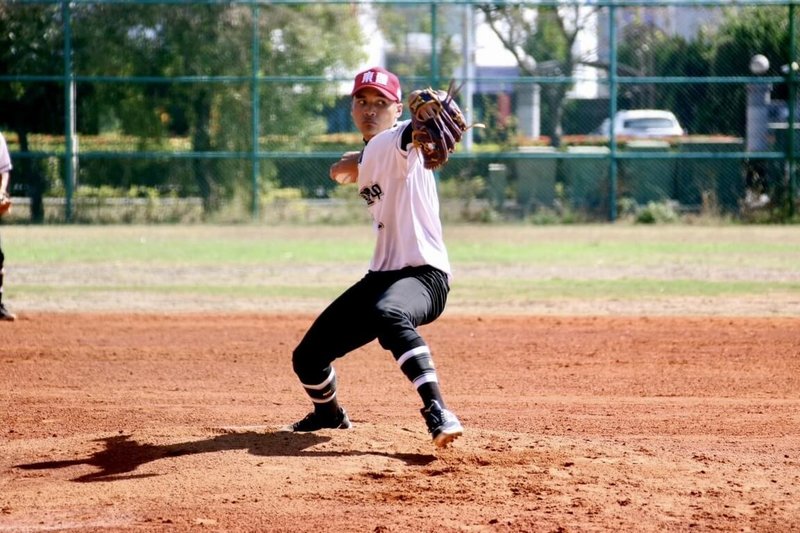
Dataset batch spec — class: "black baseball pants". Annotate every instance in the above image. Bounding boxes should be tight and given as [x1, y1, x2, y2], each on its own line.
[292, 265, 449, 384]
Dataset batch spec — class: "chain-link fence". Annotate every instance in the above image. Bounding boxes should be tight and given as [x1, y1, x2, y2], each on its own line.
[2, 0, 798, 223]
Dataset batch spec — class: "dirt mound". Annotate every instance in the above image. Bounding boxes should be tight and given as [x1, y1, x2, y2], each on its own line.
[2, 313, 799, 531]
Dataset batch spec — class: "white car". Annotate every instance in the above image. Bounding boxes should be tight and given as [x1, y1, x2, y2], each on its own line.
[594, 110, 685, 137]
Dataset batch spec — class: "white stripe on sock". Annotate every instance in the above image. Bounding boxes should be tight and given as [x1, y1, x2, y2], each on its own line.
[309, 391, 337, 404]
[412, 373, 439, 389]
[302, 368, 336, 391]
[397, 346, 429, 367]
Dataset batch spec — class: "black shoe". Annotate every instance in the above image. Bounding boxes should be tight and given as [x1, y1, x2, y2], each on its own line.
[290, 408, 352, 432]
[421, 400, 463, 448]
[0, 303, 16, 321]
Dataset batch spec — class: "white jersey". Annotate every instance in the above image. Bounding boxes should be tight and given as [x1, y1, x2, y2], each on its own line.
[357, 119, 451, 276]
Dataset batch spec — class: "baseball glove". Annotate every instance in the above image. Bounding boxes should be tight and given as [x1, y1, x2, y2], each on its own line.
[0, 193, 11, 216]
[409, 82, 479, 170]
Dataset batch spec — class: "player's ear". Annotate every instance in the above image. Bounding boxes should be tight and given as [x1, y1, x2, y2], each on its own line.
[395, 102, 403, 118]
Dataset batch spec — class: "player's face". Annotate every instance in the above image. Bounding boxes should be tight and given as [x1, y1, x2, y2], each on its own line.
[351, 88, 403, 141]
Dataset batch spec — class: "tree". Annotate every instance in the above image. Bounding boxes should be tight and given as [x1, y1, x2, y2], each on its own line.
[478, 3, 598, 147]
[615, 6, 789, 137]
[2, 3, 364, 215]
[0, 3, 64, 221]
[710, 6, 789, 135]
[73, 3, 364, 211]
[373, 3, 461, 87]
[617, 21, 714, 135]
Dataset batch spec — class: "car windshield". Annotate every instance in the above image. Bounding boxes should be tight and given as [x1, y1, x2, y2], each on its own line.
[622, 118, 675, 130]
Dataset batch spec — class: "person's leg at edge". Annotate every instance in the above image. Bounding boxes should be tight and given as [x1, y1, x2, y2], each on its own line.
[375, 268, 463, 446]
[0, 240, 15, 321]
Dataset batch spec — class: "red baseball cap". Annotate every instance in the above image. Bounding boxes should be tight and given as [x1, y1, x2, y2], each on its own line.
[351, 66, 402, 102]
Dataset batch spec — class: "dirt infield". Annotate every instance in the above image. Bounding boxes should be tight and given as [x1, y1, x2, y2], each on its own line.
[2, 313, 799, 532]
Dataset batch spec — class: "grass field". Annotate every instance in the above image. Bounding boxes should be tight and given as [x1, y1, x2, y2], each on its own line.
[2, 223, 799, 315]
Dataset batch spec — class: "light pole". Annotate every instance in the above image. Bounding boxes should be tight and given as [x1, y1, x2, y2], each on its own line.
[746, 54, 770, 153]
[748, 52, 799, 218]
[744, 54, 772, 209]
[789, 1, 798, 218]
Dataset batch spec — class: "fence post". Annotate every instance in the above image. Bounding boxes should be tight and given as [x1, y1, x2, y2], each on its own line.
[251, 4, 261, 220]
[462, 3, 476, 152]
[788, 2, 797, 218]
[62, 0, 76, 223]
[430, 2, 439, 88]
[608, 1, 619, 222]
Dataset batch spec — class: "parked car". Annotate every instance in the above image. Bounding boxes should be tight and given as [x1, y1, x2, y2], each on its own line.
[594, 109, 685, 137]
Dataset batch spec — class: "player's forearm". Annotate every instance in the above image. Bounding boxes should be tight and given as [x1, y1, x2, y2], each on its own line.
[330, 151, 361, 184]
[0, 172, 9, 197]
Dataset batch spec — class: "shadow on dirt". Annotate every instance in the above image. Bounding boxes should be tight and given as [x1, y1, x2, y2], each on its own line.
[15, 431, 437, 482]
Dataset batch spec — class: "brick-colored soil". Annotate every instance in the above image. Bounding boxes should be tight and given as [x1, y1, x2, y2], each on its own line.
[2, 313, 799, 532]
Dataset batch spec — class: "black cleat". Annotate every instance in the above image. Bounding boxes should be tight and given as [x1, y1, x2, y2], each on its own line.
[290, 407, 352, 432]
[0, 303, 16, 322]
[421, 400, 463, 448]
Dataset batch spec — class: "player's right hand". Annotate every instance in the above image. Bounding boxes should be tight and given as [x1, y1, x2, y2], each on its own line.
[330, 151, 361, 185]
[0, 193, 11, 216]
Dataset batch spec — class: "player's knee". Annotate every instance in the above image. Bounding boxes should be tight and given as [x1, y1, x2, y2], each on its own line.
[375, 307, 422, 354]
[292, 343, 332, 385]
[374, 300, 408, 328]
[292, 344, 312, 378]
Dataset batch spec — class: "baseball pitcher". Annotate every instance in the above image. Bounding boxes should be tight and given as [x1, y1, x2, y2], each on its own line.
[290, 66, 471, 447]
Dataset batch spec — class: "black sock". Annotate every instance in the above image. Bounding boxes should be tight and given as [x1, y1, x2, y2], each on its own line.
[417, 382, 445, 410]
[314, 398, 341, 418]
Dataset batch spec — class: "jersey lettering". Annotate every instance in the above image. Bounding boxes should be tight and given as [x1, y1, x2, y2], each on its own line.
[360, 184, 383, 206]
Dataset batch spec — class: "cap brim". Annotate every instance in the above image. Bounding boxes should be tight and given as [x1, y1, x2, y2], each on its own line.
[352, 85, 400, 102]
